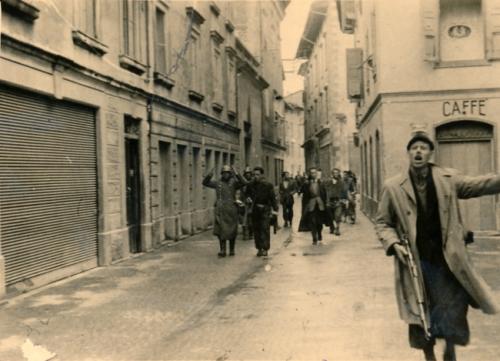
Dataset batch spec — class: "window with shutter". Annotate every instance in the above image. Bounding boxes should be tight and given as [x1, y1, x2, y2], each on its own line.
[440, 0, 484, 62]
[422, 0, 440, 62]
[155, 8, 167, 74]
[346, 48, 363, 101]
[486, 0, 500, 60]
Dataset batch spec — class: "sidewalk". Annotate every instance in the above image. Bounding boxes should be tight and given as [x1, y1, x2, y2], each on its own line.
[0, 217, 291, 361]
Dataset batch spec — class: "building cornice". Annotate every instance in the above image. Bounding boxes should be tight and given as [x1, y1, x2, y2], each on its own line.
[262, 138, 287, 151]
[358, 87, 500, 129]
[2, 33, 240, 134]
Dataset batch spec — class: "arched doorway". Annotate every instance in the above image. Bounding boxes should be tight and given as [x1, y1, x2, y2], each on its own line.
[436, 120, 495, 230]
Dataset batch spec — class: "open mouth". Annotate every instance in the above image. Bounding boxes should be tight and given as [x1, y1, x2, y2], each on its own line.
[415, 155, 423, 161]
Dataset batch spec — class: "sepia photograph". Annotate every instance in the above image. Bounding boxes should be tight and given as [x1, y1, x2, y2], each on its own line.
[0, 0, 499, 360]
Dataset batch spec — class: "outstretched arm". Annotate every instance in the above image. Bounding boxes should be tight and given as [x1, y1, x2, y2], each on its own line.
[455, 173, 500, 199]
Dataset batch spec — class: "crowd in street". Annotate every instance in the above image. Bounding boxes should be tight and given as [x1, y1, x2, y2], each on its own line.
[202, 164, 358, 258]
[201, 131, 500, 361]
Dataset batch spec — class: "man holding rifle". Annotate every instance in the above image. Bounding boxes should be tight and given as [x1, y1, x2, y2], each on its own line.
[376, 131, 499, 361]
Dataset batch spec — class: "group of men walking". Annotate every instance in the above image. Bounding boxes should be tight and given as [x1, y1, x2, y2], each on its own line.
[202, 165, 278, 258]
[201, 129, 499, 361]
[202, 164, 358, 257]
[298, 167, 358, 244]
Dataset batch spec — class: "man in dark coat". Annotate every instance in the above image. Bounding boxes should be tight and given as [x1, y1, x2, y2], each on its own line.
[298, 167, 328, 244]
[246, 166, 278, 257]
[203, 165, 247, 257]
[279, 171, 297, 228]
[324, 168, 344, 235]
[376, 131, 500, 361]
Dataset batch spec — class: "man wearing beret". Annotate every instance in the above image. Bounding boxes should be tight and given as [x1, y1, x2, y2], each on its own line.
[376, 131, 499, 361]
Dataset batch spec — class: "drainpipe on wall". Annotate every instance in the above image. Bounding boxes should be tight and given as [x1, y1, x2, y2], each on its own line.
[146, 98, 154, 248]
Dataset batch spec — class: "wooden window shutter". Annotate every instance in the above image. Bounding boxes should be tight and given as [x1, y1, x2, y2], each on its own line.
[422, 0, 439, 62]
[346, 48, 363, 101]
[486, 0, 500, 60]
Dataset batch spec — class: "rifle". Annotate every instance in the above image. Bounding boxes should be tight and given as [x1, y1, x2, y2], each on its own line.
[400, 234, 432, 340]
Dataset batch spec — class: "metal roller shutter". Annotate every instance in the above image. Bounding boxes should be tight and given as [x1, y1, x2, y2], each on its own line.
[0, 85, 98, 286]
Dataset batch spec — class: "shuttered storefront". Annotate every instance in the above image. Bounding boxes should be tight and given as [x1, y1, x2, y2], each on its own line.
[0, 85, 98, 286]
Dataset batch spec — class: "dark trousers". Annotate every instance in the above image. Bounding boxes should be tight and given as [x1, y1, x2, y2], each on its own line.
[307, 206, 323, 242]
[328, 199, 343, 230]
[252, 208, 271, 251]
[282, 203, 294, 223]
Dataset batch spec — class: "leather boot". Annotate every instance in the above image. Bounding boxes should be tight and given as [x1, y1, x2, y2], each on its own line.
[443, 341, 456, 361]
[423, 344, 436, 361]
[229, 239, 235, 256]
[218, 239, 226, 258]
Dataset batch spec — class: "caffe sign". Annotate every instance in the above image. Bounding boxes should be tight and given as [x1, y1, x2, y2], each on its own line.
[442, 99, 486, 117]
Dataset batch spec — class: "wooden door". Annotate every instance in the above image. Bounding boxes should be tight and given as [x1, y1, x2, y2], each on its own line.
[125, 138, 141, 253]
[436, 122, 495, 230]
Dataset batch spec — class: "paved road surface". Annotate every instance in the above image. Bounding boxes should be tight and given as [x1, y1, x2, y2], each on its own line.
[0, 201, 499, 360]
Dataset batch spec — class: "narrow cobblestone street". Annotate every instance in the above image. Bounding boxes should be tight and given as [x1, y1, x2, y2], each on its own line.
[0, 201, 499, 361]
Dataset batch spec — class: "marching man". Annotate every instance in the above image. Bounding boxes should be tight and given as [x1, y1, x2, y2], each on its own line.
[376, 131, 499, 361]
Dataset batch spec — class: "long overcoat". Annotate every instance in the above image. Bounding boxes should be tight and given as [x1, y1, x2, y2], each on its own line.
[376, 164, 499, 328]
[203, 174, 245, 240]
[298, 180, 329, 232]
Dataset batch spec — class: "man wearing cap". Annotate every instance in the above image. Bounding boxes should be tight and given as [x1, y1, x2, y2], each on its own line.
[376, 131, 499, 361]
[246, 166, 279, 257]
[203, 165, 247, 257]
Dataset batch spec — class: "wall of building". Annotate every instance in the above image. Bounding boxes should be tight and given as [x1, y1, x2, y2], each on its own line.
[237, 65, 265, 168]
[0, 0, 264, 296]
[284, 94, 305, 176]
[345, 0, 500, 227]
[299, 1, 356, 177]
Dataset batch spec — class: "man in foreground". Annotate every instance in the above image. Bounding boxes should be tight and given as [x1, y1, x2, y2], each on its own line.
[376, 131, 499, 361]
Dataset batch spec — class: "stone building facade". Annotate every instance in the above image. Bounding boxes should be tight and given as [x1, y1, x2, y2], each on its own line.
[232, 0, 290, 185]
[296, 0, 356, 178]
[284, 91, 305, 176]
[338, 0, 500, 229]
[0, 0, 287, 297]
